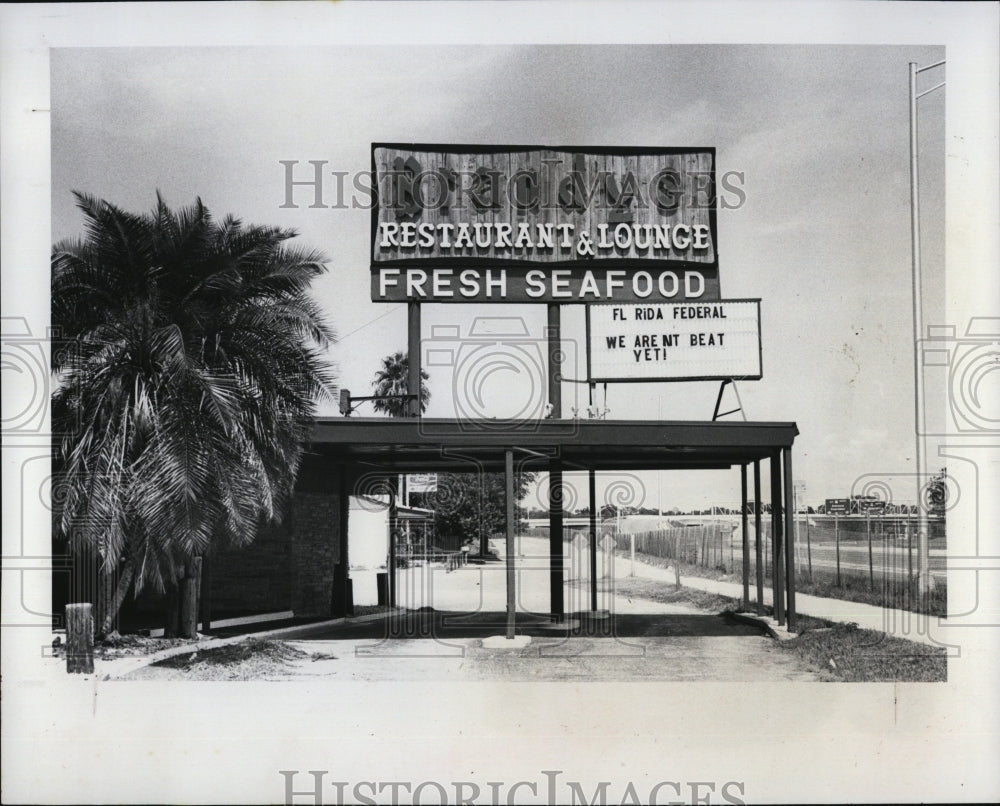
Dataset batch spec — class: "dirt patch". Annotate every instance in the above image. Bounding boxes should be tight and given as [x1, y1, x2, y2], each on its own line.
[51, 632, 201, 660]
[125, 639, 325, 681]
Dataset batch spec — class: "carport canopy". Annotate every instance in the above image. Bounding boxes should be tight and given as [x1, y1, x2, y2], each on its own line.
[305, 417, 798, 475]
[305, 417, 799, 635]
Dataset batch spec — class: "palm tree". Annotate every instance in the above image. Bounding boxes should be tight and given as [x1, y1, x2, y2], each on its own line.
[51, 192, 335, 636]
[371, 350, 429, 416]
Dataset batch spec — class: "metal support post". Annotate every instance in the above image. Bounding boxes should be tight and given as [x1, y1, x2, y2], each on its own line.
[770, 452, 784, 625]
[549, 459, 565, 619]
[388, 477, 397, 608]
[505, 449, 516, 640]
[547, 304, 564, 618]
[741, 464, 750, 609]
[783, 448, 796, 631]
[589, 469, 598, 612]
[753, 460, 764, 615]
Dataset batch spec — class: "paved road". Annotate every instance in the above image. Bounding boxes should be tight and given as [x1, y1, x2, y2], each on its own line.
[385, 536, 952, 649]
[233, 541, 828, 682]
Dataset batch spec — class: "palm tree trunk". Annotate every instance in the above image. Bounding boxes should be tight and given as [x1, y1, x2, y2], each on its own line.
[180, 557, 202, 639]
[165, 575, 182, 638]
[99, 559, 135, 637]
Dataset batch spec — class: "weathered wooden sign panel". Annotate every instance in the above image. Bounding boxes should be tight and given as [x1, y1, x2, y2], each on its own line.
[371, 144, 719, 303]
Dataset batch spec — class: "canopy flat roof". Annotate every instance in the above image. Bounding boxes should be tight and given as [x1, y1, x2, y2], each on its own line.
[303, 417, 798, 476]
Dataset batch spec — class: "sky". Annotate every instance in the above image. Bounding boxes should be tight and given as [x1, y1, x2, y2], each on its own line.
[50, 44, 947, 511]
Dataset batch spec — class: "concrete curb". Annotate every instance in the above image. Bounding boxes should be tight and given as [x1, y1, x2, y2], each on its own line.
[102, 608, 401, 680]
[729, 610, 799, 642]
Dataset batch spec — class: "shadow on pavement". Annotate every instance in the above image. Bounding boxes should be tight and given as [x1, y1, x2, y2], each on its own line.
[279, 609, 764, 641]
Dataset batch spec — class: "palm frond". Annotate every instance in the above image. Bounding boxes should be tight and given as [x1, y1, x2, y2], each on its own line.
[51, 191, 338, 597]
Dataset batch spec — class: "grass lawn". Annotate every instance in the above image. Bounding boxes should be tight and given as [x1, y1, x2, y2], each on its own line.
[614, 574, 947, 682]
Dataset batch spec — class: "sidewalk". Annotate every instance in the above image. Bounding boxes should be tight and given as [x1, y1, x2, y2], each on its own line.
[643, 564, 950, 649]
[516, 535, 951, 649]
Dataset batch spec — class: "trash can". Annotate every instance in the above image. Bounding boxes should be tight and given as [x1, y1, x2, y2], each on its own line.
[376, 572, 388, 606]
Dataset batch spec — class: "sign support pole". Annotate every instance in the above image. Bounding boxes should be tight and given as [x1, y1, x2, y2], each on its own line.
[547, 303, 565, 619]
[407, 301, 421, 417]
[547, 303, 562, 414]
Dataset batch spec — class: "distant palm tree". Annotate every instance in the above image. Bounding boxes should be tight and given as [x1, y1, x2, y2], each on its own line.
[371, 350, 429, 417]
[51, 191, 335, 635]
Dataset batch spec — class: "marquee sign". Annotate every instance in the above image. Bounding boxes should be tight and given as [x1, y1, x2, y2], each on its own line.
[371, 144, 719, 303]
[587, 300, 762, 382]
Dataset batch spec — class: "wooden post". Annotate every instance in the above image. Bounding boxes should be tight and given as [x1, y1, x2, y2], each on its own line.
[65, 603, 94, 674]
[730, 520, 735, 573]
[835, 514, 842, 587]
[770, 452, 785, 625]
[673, 533, 681, 587]
[867, 511, 874, 589]
[407, 301, 421, 417]
[180, 557, 202, 639]
[806, 511, 813, 582]
[783, 448, 796, 632]
[753, 460, 764, 615]
[906, 517, 913, 608]
[741, 464, 750, 609]
[505, 449, 516, 639]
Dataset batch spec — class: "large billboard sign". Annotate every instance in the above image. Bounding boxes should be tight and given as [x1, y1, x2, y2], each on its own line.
[371, 144, 719, 303]
[587, 300, 762, 382]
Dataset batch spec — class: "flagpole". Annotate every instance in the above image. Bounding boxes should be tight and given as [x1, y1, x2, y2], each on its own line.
[909, 59, 945, 610]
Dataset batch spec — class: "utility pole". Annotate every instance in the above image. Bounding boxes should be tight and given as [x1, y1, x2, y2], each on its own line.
[909, 59, 945, 610]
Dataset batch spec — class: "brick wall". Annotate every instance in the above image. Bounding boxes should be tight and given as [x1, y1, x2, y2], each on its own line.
[209, 519, 294, 615]
[288, 490, 341, 618]
[207, 485, 343, 619]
